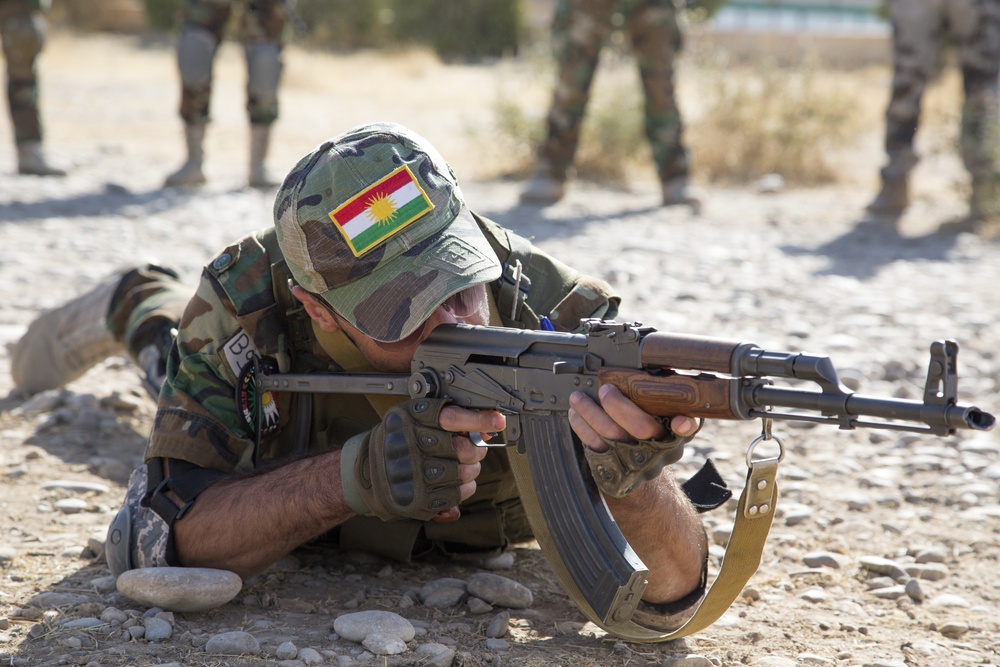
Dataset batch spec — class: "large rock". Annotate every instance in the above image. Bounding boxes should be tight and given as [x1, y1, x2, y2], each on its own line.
[116, 567, 243, 612]
[334, 610, 415, 654]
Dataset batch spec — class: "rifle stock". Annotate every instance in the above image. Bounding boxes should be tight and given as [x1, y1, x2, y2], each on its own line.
[258, 319, 995, 637]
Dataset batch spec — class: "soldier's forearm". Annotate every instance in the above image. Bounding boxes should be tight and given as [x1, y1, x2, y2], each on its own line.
[605, 471, 707, 604]
[171, 450, 356, 578]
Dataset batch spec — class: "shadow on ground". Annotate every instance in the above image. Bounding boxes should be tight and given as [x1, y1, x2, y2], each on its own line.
[780, 213, 980, 280]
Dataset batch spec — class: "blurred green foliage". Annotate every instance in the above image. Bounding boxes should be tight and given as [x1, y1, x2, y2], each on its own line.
[681, 0, 728, 23]
[142, 0, 182, 30]
[142, 0, 522, 61]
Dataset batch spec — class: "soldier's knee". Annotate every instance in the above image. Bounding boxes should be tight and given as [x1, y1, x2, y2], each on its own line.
[105, 465, 173, 577]
[1, 12, 45, 76]
[246, 41, 283, 109]
[177, 25, 219, 88]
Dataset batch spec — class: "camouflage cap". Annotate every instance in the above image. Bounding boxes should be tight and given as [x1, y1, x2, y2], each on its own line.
[273, 122, 501, 342]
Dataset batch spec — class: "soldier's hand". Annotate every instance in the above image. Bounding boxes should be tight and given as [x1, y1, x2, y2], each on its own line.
[569, 385, 700, 498]
[342, 398, 502, 522]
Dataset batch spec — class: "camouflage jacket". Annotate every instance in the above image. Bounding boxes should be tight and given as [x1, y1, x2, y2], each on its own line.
[145, 214, 620, 557]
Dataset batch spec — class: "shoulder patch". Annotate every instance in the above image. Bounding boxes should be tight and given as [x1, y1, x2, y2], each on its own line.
[208, 244, 241, 276]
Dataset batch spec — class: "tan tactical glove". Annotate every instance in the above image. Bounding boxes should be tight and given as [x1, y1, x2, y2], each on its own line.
[341, 398, 463, 521]
[583, 418, 700, 498]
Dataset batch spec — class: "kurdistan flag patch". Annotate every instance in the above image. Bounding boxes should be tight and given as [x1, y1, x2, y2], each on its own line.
[328, 165, 435, 257]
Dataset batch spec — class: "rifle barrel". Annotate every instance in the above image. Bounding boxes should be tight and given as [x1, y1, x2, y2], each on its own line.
[751, 385, 995, 434]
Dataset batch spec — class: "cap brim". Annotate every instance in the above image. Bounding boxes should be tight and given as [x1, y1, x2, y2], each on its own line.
[319, 203, 501, 342]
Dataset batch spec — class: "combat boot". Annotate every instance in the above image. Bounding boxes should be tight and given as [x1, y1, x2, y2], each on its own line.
[865, 177, 909, 216]
[661, 176, 702, 215]
[164, 124, 207, 187]
[11, 272, 126, 395]
[519, 161, 566, 206]
[17, 141, 67, 176]
[249, 123, 280, 188]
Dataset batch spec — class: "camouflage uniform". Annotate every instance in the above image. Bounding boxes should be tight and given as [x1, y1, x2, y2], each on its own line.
[177, 0, 286, 126]
[0, 0, 45, 145]
[95, 123, 721, 632]
[108, 124, 624, 572]
[536, 0, 690, 187]
[872, 0, 1000, 218]
[165, 0, 286, 187]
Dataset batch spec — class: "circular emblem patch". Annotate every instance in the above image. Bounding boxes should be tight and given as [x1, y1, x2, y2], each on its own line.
[236, 357, 280, 437]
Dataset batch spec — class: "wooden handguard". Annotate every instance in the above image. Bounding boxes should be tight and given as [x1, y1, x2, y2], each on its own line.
[598, 368, 739, 420]
[638, 332, 746, 374]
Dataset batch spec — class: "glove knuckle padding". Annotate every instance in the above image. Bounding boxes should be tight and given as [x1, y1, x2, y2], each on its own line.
[362, 398, 462, 520]
[584, 429, 692, 499]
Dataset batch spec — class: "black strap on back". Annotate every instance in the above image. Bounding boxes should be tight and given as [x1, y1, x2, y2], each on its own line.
[261, 229, 315, 458]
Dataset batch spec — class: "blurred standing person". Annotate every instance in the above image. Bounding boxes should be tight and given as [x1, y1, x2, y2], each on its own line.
[0, 0, 65, 176]
[520, 0, 698, 209]
[867, 0, 1000, 225]
[165, 0, 287, 188]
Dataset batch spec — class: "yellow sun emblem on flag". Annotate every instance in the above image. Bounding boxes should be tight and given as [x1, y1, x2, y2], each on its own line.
[366, 194, 397, 225]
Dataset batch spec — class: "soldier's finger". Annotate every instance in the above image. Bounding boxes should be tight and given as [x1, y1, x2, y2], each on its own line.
[596, 384, 667, 441]
[569, 390, 631, 442]
[439, 405, 506, 435]
[458, 479, 477, 502]
[453, 436, 489, 464]
[457, 461, 481, 485]
[432, 506, 461, 523]
[670, 415, 699, 437]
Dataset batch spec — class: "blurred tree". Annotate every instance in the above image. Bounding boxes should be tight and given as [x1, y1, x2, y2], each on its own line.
[142, 0, 182, 31]
[140, 0, 522, 60]
[874, 0, 888, 21]
[682, 0, 728, 22]
[295, 0, 387, 50]
[387, 0, 522, 60]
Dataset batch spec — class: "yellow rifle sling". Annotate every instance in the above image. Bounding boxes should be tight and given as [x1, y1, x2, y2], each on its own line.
[507, 451, 778, 642]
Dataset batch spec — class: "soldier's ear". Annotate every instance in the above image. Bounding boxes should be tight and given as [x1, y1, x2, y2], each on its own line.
[290, 286, 341, 333]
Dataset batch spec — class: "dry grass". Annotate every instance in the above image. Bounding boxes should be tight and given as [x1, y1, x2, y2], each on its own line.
[686, 57, 863, 185]
[480, 48, 968, 190]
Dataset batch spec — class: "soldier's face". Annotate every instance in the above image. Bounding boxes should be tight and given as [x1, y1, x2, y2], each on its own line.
[336, 283, 490, 373]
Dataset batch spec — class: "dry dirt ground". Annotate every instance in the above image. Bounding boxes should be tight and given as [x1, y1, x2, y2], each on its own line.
[1, 31, 999, 667]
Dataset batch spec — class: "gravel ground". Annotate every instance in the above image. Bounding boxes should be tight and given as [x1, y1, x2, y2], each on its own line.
[0, 31, 998, 667]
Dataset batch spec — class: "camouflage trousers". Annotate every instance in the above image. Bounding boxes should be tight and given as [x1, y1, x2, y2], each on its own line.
[103, 266, 196, 574]
[0, 0, 46, 144]
[178, 0, 286, 125]
[538, 0, 688, 184]
[105, 265, 189, 384]
[881, 0, 1000, 184]
[106, 464, 173, 575]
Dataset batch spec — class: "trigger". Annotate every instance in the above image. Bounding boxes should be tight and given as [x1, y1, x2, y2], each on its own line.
[471, 431, 509, 448]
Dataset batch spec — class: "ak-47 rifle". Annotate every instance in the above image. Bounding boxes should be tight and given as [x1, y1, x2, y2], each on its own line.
[257, 320, 995, 640]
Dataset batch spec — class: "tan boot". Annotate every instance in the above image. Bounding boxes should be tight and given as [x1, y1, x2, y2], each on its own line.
[519, 161, 566, 206]
[17, 141, 67, 176]
[164, 124, 207, 187]
[866, 177, 908, 216]
[11, 272, 127, 395]
[661, 177, 702, 215]
[249, 123, 280, 188]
